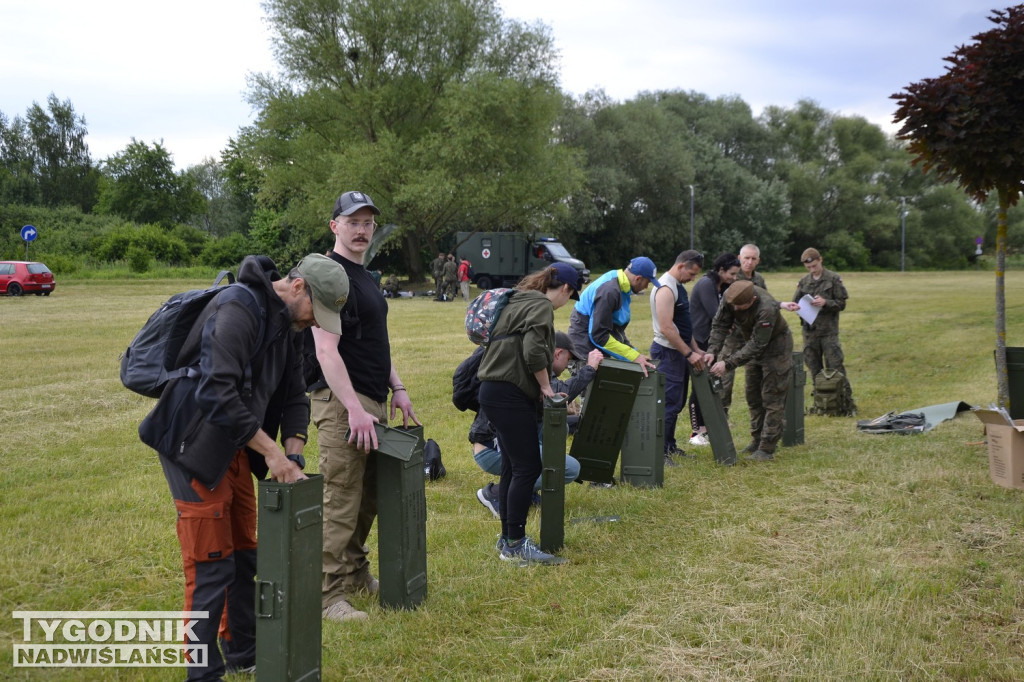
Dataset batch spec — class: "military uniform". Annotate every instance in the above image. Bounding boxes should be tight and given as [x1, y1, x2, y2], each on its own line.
[708, 284, 792, 454]
[431, 255, 446, 300]
[442, 258, 458, 301]
[382, 275, 400, 297]
[792, 267, 853, 406]
[719, 268, 766, 413]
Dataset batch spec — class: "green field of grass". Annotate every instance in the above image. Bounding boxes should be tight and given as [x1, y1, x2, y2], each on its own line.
[2, 270, 1024, 680]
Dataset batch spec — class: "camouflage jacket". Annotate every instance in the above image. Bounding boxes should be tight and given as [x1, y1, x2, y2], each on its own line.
[792, 268, 847, 336]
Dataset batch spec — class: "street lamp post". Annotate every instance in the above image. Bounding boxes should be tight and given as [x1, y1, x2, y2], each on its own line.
[900, 197, 907, 272]
[688, 184, 695, 250]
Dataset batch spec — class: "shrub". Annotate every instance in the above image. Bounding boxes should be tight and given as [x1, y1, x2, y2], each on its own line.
[126, 245, 151, 273]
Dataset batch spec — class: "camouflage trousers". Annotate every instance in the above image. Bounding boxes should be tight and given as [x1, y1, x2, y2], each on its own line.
[802, 331, 853, 403]
[718, 330, 743, 413]
[743, 332, 793, 453]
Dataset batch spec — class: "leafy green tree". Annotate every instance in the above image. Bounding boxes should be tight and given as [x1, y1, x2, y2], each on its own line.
[0, 113, 40, 205]
[25, 95, 100, 212]
[97, 139, 203, 227]
[556, 90, 788, 269]
[238, 0, 581, 279]
[893, 4, 1024, 407]
[184, 158, 253, 237]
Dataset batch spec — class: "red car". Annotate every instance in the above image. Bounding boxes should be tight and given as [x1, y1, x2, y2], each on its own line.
[0, 261, 56, 296]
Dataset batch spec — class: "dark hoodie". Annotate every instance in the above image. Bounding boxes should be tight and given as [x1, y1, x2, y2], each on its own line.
[139, 255, 309, 487]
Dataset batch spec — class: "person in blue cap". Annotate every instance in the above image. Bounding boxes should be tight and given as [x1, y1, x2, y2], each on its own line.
[567, 256, 660, 373]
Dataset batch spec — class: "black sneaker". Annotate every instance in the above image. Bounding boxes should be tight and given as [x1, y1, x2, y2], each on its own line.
[742, 441, 759, 454]
[476, 483, 500, 518]
[226, 661, 256, 675]
[746, 449, 774, 462]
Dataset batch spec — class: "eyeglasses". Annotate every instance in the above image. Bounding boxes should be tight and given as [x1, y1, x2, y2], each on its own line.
[341, 220, 377, 230]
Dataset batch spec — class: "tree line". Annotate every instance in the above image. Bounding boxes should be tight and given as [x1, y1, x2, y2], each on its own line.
[2, 0, 1021, 277]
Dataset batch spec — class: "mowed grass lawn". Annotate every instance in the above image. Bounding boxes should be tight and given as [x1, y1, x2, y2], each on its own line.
[2, 269, 1024, 680]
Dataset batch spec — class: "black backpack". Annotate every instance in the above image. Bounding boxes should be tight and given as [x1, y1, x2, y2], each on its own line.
[452, 346, 485, 412]
[120, 271, 264, 398]
[423, 438, 446, 481]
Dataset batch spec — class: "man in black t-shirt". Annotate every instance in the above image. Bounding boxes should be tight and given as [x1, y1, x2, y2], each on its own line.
[310, 191, 420, 622]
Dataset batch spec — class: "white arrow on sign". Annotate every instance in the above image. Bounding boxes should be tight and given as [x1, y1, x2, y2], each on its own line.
[21, 225, 38, 241]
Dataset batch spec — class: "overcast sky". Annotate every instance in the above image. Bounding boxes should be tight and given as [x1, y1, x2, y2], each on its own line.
[0, 0, 998, 169]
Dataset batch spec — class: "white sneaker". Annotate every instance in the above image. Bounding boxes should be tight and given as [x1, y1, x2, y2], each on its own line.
[688, 433, 710, 446]
[322, 599, 367, 622]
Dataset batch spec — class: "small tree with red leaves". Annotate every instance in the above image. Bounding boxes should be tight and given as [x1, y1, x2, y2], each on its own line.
[893, 5, 1024, 408]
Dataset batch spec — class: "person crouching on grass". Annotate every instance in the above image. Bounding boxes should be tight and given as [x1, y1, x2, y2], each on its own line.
[477, 262, 582, 565]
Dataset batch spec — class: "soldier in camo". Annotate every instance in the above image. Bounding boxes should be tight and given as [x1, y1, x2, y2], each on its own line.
[791, 247, 854, 411]
[704, 280, 793, 462]
[719, 243, 767, 414]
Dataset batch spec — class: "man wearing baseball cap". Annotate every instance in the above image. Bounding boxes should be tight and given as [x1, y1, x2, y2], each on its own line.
[789, 247, 854, 413]
[703, 279, 794, 462]
[567, 256, 661, 373]
[141, 252, 348, 679]
[308, 190, 421, 622]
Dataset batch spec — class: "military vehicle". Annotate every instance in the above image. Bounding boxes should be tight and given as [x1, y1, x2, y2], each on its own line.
[455, 232, 589, 290]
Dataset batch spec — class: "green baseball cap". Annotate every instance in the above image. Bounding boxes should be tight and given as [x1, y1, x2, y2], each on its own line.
[296, 253, 349, 335]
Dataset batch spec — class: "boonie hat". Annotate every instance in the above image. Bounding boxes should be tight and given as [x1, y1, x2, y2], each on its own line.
[554, 331, 584, 361]
[801, 247, 821, 263]
[724, 280, 754, 306]
[550, 262, 583, 300]
[296, 254, 349, 335]
[333, 191, 381, 219]
[628, 256, 662, 288]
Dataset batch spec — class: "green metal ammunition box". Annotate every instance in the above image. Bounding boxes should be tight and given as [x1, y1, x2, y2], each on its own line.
[619, 369, 665, 487]
[540, 395, 567, 553]
[256, 475, 323, 682]
[375, 424, 428, 610]
[571, 359, 644, 483]
[690, 369, 737, 465]
[783, 351, 805, 446]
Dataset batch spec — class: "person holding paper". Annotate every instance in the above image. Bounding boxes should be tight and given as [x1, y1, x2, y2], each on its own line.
[790, 247, 854, 411]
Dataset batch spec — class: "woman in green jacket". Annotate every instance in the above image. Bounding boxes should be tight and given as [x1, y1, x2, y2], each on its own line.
[478, 262, 582, 565]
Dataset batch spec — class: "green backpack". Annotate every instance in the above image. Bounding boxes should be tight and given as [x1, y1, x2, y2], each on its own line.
[809, 368, 854, 416]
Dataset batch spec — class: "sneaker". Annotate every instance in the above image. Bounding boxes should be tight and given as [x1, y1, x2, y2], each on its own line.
[322, 599, 367, 622]
[496, 535, 506, 553]
[352, 573, 379, 595]
[226, 661, 256, 675]
[663, 453, 679, 468]
[667, 446, 695, 461]
[746, 449, 775, 462]
[589, 481, 614, 488]
[499, 536, 567, 565]
[476, 483, 500, 518]
[742, 440, 758, 454]
[688, 433, 710, 446]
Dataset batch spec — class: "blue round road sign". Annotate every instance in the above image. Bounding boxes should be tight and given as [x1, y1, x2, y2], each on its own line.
[21, 225, 38, 242]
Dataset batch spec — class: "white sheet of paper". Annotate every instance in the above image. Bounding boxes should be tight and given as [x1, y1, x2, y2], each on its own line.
[797, 294, 819, 326]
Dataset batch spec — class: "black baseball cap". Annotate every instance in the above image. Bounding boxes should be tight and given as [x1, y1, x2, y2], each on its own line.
[554, 331, 584, 360]
[332, 191, 381, 219]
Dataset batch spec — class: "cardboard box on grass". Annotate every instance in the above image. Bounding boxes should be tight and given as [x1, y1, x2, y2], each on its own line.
[974, 409, 1024, 490]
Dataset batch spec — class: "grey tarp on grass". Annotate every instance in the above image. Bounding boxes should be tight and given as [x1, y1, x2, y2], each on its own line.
[857, 401, 972, 434]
